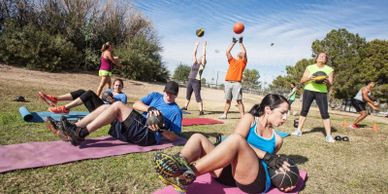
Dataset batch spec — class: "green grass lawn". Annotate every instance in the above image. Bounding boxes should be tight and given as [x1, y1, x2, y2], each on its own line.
[0, 81, 387, 194]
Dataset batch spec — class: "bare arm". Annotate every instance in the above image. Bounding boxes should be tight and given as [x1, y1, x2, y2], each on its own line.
[226, 42, 235, 61]
[325, 71, 334, 86]
[300, 68, 312, 84]
[193, 42, 199, 64]
[132, 100, 149, 112]
[239, 42, 247, 62]
[201, 41, 207, 65]
[233, 114, 255, 138]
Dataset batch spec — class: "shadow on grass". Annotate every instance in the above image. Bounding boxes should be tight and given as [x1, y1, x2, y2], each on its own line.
[286, 154, 309, 165]
[302, 127, 338, 136]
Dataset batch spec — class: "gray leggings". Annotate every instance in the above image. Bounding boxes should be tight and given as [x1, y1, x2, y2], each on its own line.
[186, 78, 202, 102]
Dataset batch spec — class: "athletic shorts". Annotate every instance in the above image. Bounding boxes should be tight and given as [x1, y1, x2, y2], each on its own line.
[351, 99, 366, 112]
[108, 110, 156, 146]
[99, 70, 112, 77]
[224, 81, 243, 101]
[186, 78, 202, 102]
[214, 162, 266, 194]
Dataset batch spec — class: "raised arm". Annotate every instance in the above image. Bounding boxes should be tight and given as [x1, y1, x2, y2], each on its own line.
[201, 41, 207, 65]
[239, 37, 247, 62]
[226, 38, 237, 61]
[193, 42, 199, 64]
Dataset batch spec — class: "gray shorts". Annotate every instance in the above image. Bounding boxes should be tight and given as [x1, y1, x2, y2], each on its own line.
[224, 81, 243, 101]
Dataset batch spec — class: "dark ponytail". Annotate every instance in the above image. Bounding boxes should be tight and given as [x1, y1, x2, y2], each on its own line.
[249, 94, 289, 117]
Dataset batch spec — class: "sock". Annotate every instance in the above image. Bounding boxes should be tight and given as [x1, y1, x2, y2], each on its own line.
[79, 128, 89, 138]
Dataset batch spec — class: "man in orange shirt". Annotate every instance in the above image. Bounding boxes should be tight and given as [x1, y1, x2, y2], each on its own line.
[219, 37, 247, 119]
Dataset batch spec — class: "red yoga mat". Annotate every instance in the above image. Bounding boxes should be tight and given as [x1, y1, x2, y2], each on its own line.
[182, 118, 224, 126]
[0, 136, 186, 173]
[153, 171, 307, 194]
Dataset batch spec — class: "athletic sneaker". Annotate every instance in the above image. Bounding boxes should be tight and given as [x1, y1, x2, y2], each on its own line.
[199, 111, 205, 116]
[38, 92, 58, 107]
[46, 116, 70, 141]
[60, 116, 84, 146]
[291, 129, 302, 137]
[218, 114, 227, 119]
[348, 124, 359, 129]
[325, 135, 335, 143]
[181, 107, 187, 110]
[153, 152, 196, 193]
[49, 106, 70, 114]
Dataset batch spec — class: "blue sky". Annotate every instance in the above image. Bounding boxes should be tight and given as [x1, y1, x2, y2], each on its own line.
[131, 0, 388, 87]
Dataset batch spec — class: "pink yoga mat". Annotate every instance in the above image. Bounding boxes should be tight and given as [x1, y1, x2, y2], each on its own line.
[0, 136, 186, 173]
[182, 118, 224, 126]
[153, 170, 307, 194]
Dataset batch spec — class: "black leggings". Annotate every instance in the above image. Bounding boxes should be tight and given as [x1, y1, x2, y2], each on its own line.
[214, 162, 266, 194]
[300, 90, 330, 119]
[70, 90, 104, 112]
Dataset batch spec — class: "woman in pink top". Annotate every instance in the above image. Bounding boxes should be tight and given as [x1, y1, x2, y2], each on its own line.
[96, 42, 123, 96]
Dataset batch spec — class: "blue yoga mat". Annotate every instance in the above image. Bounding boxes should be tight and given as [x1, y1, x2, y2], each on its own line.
[19, 106, 88, 122]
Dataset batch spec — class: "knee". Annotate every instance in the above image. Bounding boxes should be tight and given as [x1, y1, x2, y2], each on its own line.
[226, 100, 232, 104]
[225, 134, 245, 146]
[360, 111, 368, 117]
[190, 133, 207, 141]
[236, 100, 243, 104]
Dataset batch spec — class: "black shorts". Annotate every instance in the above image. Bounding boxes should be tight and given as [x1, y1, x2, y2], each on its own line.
[70, 89, 104, 112]
[186, 78, 202, 102]
[351, 99, 366, 112]
[108, 110, 156, 146]
[214, 161, 266, 194]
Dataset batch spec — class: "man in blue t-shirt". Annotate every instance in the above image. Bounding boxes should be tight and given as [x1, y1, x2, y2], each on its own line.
[48, 81, 182, 146]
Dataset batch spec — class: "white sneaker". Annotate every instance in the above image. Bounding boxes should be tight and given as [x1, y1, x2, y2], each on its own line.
[291, 129, 302, 137]
[218, 114, 227, 119]
[325, 135, 335, 143]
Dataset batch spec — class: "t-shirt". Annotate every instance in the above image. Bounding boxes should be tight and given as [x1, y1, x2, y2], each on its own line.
[114, 93, 127, 104]
[225, 57, 247, 82]
[304, 64, 333, 93]
[188, 62, 205, 81]
[141, 92, 182, 144]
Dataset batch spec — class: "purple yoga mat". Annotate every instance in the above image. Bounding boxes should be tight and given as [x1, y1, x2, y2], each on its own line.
[0, 136, 186, 173]
[153, 170, 307, 194]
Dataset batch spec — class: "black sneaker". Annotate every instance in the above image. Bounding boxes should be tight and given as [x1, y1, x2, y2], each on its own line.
[60, 116, 84, 146]
[46, 116, 70, 141]
[199, 111, 205, 116]
[181, 107, 187, 110]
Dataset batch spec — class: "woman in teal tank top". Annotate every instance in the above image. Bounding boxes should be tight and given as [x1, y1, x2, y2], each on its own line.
[153, 94, 296, 193]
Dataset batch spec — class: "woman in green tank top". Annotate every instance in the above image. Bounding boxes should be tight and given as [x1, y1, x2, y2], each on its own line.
[291, 52, 336, 143]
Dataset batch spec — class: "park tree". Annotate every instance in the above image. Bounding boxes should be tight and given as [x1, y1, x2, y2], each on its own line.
[243, 68, 261, 89]
[173, 63, 191, 82]
[312, 28, 367, 99]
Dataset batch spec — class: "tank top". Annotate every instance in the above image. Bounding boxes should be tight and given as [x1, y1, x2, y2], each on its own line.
[354, 87, 370, 102]
[246, 118, 276, 193]
[303, 64, 333, 93]
[99, 56, 112, 71]
[188, 62, 205, 80]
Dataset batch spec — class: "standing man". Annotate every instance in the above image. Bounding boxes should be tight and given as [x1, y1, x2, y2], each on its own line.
[219, 37, 247, 119]
[349, 81, 379, 129]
